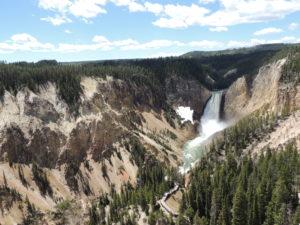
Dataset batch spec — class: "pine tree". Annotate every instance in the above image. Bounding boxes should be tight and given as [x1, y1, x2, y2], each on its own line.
[217, 198, 230, 225]
[185, 206, 195, 223]
[264, 178, 289, 225]
[292, 205, 300, 225]
[232, 183, 247, 225]
[273, 204, 288, 225]
[193, 214, 209, 225]
[148, 212, 156, 225]
[176, 214, 189, 225]
[210, 187, 221, 225]
[193, 213, 202, 225]
[180, 192, 187, 213]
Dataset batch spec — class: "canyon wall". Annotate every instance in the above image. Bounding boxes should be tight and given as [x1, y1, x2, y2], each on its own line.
[0, 75, 210, 223]
[224, 58, 300, 119]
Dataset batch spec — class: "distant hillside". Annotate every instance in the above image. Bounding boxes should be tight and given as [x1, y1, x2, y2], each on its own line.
[181, 43, 291, 58]
[0, 49, 276, 108]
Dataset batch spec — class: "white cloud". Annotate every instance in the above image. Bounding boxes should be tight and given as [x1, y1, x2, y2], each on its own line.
[280, 36, 297, 42]
[153, 4, 210, 29]
[11, 33, 38, 43]
[189, 40, 223, 49]
[57, 43, 111, 52]
[227, 39, 264, 48]
[38, 0, 300, 29]
[212, 0, 300, 27]
[39, 0, 144, 25]
[39, 0, 108, 25]
[209, 26, 228, 32]
[153, 0, 300, 29]
[92, 35, 139, 49]
[92, 35, 110, 43]
[38, 0, 71, 12]
[110, 0, 145, 12]
[56, 38, 183, 52]
[289, 22, 299, 31]
[199, 0, 216, 4]
[69, 0, 107, 19]
[64, 29, 72, 34]
[120, 39, 184, 50]
[113, 39, 139, 47]
[0, 33, 54, 53]
[144, 2, 163, 15]
[0, 34, 184, 53]
[152, 18, 188, 29]
[254, 27, 283, 36]
[82, 35, 183, 51]
[227, 36, 300, 49]
[127, 2, 145, 12]
[1, 33, 299, 54]
[41, 15, 72, 25]
[149, 51, 182, 58]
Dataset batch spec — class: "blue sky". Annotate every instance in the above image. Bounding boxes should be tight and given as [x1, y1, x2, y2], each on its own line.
[1, 0, 300, 62]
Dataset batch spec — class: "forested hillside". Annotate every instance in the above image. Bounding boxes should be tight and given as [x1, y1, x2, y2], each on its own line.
[178, 109, 300, 225]
[83, 107, 300, 225]
[0, 44, 282, 110]
[181, 142, 299, 225]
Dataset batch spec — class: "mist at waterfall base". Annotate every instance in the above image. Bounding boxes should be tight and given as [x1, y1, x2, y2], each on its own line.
[179, 91, 228, 174]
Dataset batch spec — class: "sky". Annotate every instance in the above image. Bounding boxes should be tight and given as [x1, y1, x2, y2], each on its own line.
[1, 0, 300, 62]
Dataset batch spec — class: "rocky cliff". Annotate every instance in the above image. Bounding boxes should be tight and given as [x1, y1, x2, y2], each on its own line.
[224, 58, 300, 119]
[0, 74, 210, 224]
[223, 57, 300, 153]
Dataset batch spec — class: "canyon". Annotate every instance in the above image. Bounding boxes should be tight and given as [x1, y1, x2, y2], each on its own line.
[0, 44, 299, 224]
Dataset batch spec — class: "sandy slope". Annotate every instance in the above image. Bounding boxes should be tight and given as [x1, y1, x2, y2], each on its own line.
[248, 110, 300, 156]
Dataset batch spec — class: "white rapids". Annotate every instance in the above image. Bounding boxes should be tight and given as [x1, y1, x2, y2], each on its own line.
[180, 91, 228, 174]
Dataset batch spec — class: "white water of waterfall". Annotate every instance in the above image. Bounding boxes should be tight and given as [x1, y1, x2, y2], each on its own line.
[179, 91, 228, 174]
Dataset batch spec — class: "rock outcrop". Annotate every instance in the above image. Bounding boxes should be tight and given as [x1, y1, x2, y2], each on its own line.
[165, 76, 211, 120]
[223, 59, 297, 120]
[223, 57, 300, 153]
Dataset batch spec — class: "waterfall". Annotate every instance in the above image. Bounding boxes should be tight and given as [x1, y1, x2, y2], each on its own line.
[180, 91, 227, 174]
[201, 91, 223, 121]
